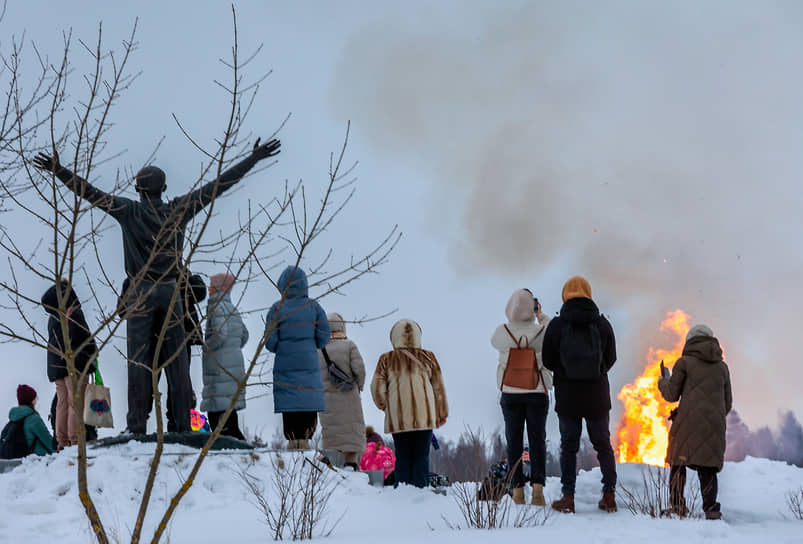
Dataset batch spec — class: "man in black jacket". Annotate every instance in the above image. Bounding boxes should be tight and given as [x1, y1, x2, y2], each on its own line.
[542, 276, 618, 514]
[34, 139, 280, 434]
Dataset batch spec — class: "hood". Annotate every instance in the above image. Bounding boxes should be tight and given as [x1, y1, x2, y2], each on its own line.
[505, 289, 535, 322]
[41, 282, 80, 316]
[390, 319, 422, 349]
[9, 404, 35, 422]
[561, 276, 592, 303]
[277, 266, 309, 299]
[327, 312, 346, 336]
[686, 324, 714, 342]
[559, 297, 600, 324]
[682, 335, 723, 363]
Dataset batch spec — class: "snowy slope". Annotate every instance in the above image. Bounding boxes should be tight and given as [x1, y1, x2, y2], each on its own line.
[0, 444, 801, 544]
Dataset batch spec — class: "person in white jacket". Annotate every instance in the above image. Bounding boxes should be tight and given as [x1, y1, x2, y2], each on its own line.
[491, 289, 552, 505]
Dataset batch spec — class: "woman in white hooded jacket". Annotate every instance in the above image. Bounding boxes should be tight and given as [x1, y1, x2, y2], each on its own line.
[491, 289, 552, 506]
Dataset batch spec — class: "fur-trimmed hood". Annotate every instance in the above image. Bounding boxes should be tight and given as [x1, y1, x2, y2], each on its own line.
[390, 319, 422, 349]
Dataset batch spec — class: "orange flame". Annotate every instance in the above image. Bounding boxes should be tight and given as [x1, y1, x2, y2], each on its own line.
[616, 310, 691, 466]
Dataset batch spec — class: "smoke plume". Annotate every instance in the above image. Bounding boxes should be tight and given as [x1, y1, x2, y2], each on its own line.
[330, 1, 803, 425]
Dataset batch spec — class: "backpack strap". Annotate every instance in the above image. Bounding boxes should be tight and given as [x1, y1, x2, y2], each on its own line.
[503, 325, 528, 348]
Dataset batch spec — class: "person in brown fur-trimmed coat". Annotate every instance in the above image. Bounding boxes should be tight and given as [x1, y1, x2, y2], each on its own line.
[370, 318, 448, 488]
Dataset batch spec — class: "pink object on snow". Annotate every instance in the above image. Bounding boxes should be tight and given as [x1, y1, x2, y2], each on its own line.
[360, 442, 396, 479]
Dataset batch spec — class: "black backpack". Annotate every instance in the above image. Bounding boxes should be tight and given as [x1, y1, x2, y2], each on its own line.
[559, 321, 604, 381]
[0, 415, 33, 459]
[321, 347, 355, 392]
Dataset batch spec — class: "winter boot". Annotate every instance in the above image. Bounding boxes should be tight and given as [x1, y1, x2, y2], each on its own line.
[287, 439, 299, 450]
[598, 491, 618, 513]
[551, 495, 575, 513]
[512, 487, 526, 505]
[531, 483, 546, 506]
[704, 503, 722, 520]
[297, 439, 311, 451]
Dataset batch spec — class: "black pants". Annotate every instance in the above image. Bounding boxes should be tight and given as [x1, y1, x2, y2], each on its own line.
[670, 465, 719, 514]
[393, 430, 432, 488]
[207, 410, 245, 440]
[166, 344, 197, 432]
[282, 411, 317, 440]
[126, 282, 192, 434]
[500, 392, 548, 486]
[558, 413, 617, 496]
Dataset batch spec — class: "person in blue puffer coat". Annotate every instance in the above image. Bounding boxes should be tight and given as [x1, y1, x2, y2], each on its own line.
[265, 266, 330, 450]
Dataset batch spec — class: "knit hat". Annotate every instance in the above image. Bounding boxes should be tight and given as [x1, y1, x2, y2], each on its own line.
[561, 276, 592, 303]
[209, 273, 236, 294]
[686, 324, 714, 341]
[16, 384, 37, 407]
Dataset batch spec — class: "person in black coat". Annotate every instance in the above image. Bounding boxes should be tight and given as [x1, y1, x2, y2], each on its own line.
[541, 276, 618, 514]
[41, 281, 97, 449]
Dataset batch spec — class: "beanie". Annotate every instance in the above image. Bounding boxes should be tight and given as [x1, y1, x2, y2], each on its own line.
[562, 276, 592, 303]
[209, 273, 236, 294]
[17, 384, 37, 407]
[686, 324, 714, 341]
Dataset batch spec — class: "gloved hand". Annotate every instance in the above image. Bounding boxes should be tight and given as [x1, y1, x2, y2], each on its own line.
[33, 149, 62, 173]
[660, 360, 670, 379]
[251, 138, 281, 161]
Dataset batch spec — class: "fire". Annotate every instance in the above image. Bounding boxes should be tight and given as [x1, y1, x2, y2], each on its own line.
[616, 310, 691, 466]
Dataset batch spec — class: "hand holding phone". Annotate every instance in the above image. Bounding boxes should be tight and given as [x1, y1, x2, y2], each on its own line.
[660, 360, 670, 379]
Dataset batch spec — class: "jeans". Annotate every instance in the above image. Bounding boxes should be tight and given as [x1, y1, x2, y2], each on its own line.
[393, 430, 432, 488]
[670, 465, 720, 514]
[558, 413, 617, 496]
[500, 393, 548, 486]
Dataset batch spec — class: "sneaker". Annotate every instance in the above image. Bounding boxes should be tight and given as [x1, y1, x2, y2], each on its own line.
[552, 495, 575, 513]
[598, 491, 617, 513]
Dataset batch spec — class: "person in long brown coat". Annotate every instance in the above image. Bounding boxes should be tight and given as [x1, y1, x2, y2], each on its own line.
[370, 318, 448, 488]
[658, 324, 732, 520]
[318, 312, 366, 469]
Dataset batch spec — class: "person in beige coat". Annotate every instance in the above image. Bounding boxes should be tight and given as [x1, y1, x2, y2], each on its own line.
[371, 318, 448, 488]
[318, 312, 366, 469]
[491, 289, 552, 505]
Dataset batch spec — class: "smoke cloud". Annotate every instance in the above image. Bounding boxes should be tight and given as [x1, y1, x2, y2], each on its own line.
[330, 1, 803, 425]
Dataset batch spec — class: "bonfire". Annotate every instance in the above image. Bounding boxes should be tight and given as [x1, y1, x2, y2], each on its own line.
[616, 310, 691, 466]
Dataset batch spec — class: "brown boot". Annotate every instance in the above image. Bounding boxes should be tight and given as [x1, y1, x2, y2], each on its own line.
[551, 495, 575, 513]
[598, 491, 617, 513]
[531, 483, 546, 506]
[512, 487, 525, 505]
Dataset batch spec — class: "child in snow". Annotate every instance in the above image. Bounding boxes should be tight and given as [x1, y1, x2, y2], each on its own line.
[658, 324, 732, 520]
[370, 318, 449, 488]
[1, 385, 55, 457]
[360, 438, 396, 484]
[318, 312, 366, 469]
[41, 281, 97, 449]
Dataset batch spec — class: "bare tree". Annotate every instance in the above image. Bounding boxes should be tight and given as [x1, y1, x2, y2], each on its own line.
[0, 7, 398, 544]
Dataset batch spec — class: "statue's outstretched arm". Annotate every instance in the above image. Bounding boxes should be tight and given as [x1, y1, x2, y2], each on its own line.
[33, 150, 123, 214]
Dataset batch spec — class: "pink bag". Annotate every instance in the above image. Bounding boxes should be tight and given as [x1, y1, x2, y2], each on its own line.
[360, 442, 396, 479]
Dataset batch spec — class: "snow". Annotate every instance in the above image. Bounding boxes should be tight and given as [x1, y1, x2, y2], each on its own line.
[0, 446, 801, 543]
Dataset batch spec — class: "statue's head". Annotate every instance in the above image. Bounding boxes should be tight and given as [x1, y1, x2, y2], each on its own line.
[134, 165, 166, 198]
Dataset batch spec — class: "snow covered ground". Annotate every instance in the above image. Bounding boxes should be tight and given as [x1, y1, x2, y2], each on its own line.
[0, 443, 801, 543]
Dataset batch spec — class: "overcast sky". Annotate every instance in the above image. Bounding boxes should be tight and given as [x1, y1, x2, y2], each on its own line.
[2, 1, 801, 443]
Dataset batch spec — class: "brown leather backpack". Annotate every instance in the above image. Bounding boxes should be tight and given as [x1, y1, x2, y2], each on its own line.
[500, 325, 545, 391]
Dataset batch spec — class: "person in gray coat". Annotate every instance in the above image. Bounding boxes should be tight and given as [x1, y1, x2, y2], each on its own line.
[318, 312, 366, 469]
[201, 273, 249, 440]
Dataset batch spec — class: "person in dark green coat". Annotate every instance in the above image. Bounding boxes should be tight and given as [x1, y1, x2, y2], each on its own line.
[8, 385, 55, 456]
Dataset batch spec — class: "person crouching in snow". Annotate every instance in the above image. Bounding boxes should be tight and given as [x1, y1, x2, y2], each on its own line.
[658, 324, 732, 520]
[3, 385, 55, 457]
[491, 288, 552, 506]
[360, 429, 396, 485]
[318, 312, 366, 469]
[370, 319, 448, 488]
